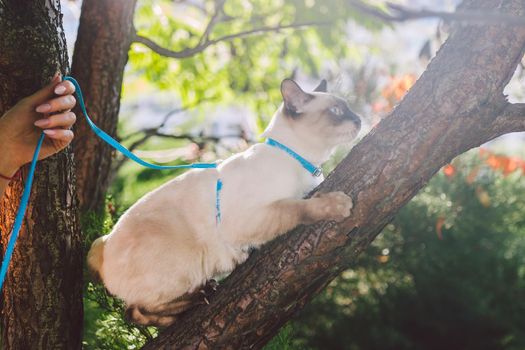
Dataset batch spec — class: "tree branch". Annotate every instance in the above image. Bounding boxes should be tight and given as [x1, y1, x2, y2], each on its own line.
[133, 1, 525, 62]
[198, 0, 226, 46]
[142, 1, 525, 349]
[113, 131, 226, 173]
[492, 102, 525, 134]
[132, 21, 329, 59]
[113, 96, 220, 172]
[120, 97, 215, 143]
[348, 0, 525, 26]
[112, 130, 246, 173]
[71, 0, 138, 212]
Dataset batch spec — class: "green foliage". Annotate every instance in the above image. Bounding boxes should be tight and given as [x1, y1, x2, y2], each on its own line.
[289, 151, 525, 350]
[83, 283, 157, 349]
[128, 0, 382, 121]
[112, 160, 186, 210]
[264, 324, 296, 350]
[80, 207, 115, 252]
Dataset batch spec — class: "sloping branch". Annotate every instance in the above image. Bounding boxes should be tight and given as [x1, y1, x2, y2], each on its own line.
[132, 21, 329, 59]
[142, 0, 525, 349]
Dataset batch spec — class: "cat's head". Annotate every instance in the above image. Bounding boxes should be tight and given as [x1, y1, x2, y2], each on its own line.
[263, 79, 361, 162]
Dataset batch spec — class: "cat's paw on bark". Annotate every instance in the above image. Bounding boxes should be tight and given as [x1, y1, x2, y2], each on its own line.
[309, 191, 353, 222]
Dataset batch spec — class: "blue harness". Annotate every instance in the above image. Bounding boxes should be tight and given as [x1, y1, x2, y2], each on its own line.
[265, 138, 322, 177]
[0, 76, 321, 290]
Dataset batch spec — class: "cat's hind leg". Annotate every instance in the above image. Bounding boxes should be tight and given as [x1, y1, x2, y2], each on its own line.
[87, 235, 107, 283]
[125, 279, 218, 327]
[125, 297, 200, 327]
[125, 306, 178, 327]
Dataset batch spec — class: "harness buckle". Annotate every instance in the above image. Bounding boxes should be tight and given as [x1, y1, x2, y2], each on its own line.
[313, 168, 323, 177]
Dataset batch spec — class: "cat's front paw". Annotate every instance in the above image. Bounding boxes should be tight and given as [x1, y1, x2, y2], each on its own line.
[310, 191, 353, 222]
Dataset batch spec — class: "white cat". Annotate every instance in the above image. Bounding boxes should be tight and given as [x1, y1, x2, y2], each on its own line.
[87, 79, 361, 326]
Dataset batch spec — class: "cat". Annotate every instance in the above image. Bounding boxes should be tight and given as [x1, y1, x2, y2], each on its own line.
[87, 78, 361, 326]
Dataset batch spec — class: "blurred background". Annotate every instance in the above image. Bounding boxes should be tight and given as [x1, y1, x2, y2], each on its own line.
[60, 0, 525, 348]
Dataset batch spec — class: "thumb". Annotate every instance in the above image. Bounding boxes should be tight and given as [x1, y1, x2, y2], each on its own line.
[24, 72, 62, 106]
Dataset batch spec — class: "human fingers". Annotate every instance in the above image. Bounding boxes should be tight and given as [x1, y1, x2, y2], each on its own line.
[34, 111, 76, 129]
[53, 80, 75, 96]
[43, 129, 74, 142]
[23, 72, 61, 106]
[35, 94, 76, 114]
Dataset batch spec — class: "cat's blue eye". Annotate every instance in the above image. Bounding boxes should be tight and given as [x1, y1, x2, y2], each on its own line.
[329, 106, 343, 116]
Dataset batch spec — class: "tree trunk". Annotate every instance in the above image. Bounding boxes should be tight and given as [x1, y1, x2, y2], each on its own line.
[143, 0, 525, 348]
[0, 1, 82, 349]
[71, 0, 138, 213]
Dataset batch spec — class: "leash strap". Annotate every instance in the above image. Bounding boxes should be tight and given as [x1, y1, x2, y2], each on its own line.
[265, 138, 322, 177]
[0, 133, 45, 290]
[63, 76, 217, 171]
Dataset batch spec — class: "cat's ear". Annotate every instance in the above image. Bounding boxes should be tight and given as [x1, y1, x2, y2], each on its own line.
[313, 79, 328, 93]
[281, 79, 313, 115]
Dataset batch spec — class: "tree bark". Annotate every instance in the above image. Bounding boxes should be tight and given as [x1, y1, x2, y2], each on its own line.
[143, 0, 525, 348]
[71, 0, 138, 212]
[0, 1, 82, 349]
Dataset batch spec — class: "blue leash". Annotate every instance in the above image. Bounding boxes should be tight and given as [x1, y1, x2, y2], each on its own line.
[0, 133, 45, 290]
[63, 77, 217, 171]
[0, 76, 219, 290]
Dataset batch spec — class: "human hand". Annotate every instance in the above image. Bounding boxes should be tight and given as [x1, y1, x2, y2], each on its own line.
[0, 73, 77, 178]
